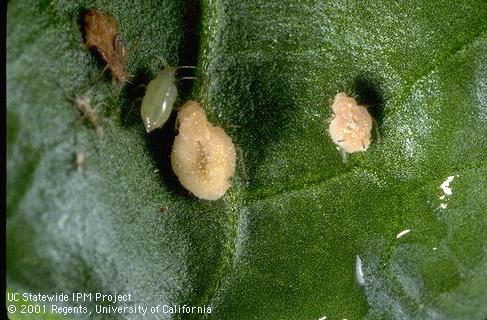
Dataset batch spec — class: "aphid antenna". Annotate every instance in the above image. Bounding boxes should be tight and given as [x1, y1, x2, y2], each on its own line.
[160, 206, 169, 213]
[135, 83, 147, 90]
[340, 149, 348, 163]
[53, 80, 77, 102]
[236, 146, 250, 186]
[125, 98, 142, 120]
[221, 124, 241, 129]
[372, 118, 382, 144]
[179, 76, 198, 81]
[176, 65, 198, 69]
[118, 73, 135, 86]
[77, 65, 111, 94]
[153, 55, 169, 67]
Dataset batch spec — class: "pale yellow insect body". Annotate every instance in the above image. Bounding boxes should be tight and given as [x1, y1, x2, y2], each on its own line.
[140, 66, 178, 133]
[328, 92, 372, 154]
[140, 66, 196, 133]
[171, 101, 236, 200]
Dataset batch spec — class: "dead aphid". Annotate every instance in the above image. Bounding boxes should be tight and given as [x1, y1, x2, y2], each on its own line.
[71, 95, 103, 136]
[171, 101, 236, 201]
[159, 206, 168, 213]
[83, 9, 129, 84]
[328, 92, 373, 160]
[73, 151, 86, 173]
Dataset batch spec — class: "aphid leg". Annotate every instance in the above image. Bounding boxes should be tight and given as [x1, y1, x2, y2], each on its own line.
[125, 74, 135, 84]
[153, 55, 168, 68]
[373, 118, 381, 144]
[135, 83, 147, 90]
[176, 66, 197, 69]
[325, 112, 335, 124]
[221, 123, 241, 129]
[176, 66, 197, 82]
[340, 148, 348, 163]
[82, 65, 110, 92]
[114, 73, 134, 87]
[94, 103, 106, 137]
[125, 97, 143, 119]
[235, 146, 249, 186]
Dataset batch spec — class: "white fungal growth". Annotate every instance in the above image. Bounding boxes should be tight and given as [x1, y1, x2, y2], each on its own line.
[328, 92, 373, 154]
[171, 101, 236, 200]
[396, 229, 411, 239]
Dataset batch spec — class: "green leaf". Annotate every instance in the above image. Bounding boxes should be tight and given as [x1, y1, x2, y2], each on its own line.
[7, 1, 487, 319]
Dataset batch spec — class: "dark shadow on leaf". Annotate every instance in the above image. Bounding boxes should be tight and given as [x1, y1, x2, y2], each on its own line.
[145, 112, 189, 198]
[177, 0, 201, 99]
[119, 66, 153, 127]
[217, 61, 297, 190]
[138, 0, 202, 198]
[352, 74, 386, 125]
[352, 74, 386, 145]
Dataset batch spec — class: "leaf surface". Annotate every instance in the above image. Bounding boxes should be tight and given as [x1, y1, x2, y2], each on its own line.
[7, 1, 487, 319]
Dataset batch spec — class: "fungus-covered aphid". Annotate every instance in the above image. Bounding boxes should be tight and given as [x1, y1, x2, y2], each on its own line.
[328, 92, 373, 156]
[83, 9, 128, 84]
[171, 101, 236, 200]
[140, 66, 195, 133]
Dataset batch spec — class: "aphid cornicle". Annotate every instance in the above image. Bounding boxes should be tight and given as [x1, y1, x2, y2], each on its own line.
[171, 101, 236, 201]
[140, 66, 195, 133]
[328, 92, 373, 155]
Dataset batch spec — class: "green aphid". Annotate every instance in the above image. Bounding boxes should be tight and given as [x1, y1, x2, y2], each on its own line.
[140, 66, 195, 133]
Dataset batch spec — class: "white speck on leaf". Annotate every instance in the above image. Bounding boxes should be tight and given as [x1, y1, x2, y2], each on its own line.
[396, 229, 411, 239]
[440, 175, 456, 196]
[355, 255, 365, 286]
